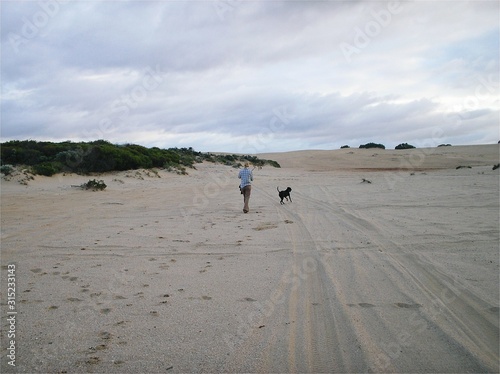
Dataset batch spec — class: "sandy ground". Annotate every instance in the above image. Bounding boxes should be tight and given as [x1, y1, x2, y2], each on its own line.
[1, 144, 499, 373]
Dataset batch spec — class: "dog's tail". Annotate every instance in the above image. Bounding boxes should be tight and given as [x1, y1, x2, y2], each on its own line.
[277, 186, 280, 192]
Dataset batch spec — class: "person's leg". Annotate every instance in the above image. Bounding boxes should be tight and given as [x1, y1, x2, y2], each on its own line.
[242, 185, 251, 213]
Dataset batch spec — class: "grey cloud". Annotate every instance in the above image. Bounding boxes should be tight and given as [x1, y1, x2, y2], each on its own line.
[1, 0, 498, 151]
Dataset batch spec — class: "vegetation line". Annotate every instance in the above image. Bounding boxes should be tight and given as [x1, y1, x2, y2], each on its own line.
[0, 140, 280, 176]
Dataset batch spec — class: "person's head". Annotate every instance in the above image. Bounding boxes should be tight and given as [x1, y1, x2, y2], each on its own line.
[244, 162, 249, 168]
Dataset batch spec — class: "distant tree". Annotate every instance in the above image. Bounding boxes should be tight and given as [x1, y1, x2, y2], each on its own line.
[395, 143, 415, 150]
[359, 142, 385, 149]
[340, 145, 350, 149]
[438, 144, 452, 147]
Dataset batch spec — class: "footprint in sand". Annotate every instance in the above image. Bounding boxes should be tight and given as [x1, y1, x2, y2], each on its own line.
[30, 268, 43, 273]
[86, 356, 100, 365]
[347, 303, 375, 308]
[395, 302, 422, 309]
[239, 297, 257, 302]
[253, 222, 279, 231]
[358, 303, 376, 308]
[99, 331, 112, 340]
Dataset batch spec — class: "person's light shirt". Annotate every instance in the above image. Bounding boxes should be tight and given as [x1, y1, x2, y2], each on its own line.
[238, 168, 253, 188]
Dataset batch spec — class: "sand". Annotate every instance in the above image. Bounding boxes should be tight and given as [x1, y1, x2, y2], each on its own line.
[1, 144, 499, 373]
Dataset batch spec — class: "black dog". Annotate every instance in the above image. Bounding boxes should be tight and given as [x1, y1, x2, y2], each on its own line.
[277, 187, 292, 204]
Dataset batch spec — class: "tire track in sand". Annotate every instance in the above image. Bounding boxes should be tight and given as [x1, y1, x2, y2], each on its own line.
[298, 185, 498, 372]
[224, 184, 497, 372]
[241, 186, 382, 373]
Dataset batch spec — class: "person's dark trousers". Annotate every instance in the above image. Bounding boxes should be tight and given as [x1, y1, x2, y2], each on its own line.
[241, 185, 251, 213]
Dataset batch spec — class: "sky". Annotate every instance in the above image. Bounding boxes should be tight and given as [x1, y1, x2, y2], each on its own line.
[1, 0, 499, 153]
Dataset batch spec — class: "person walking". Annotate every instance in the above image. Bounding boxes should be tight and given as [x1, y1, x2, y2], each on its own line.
[238, 162, 253, 213]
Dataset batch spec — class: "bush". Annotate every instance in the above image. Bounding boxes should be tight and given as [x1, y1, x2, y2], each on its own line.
[32, 162, 62, 176]
[359, 142, 385, 149]
[395, 143, 415, 150]
[0, 140, 281, 175]
[340, 145, 350, 149]
[81, 179, 107, 191]
[0, 165, 14, 175]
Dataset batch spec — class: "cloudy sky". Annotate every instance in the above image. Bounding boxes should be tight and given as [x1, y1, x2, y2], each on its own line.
[1, 1, 499, 153]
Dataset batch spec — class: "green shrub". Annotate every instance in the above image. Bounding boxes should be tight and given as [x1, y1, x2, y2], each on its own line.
[0, 165, 14, 175]
[32, 162, 62, 176]
[359, 142, 385, 149]
[395, 143, 416, 150]
[0, 140, 281, 175]
[81, 179, 107, 191]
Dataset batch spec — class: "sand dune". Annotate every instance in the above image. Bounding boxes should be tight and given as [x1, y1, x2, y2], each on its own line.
[1, 145, 499, 373]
